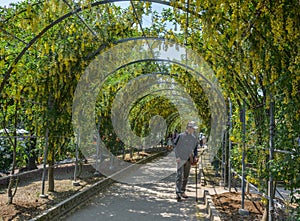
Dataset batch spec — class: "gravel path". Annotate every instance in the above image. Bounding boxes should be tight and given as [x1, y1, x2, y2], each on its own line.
[63, 172, 208, 221]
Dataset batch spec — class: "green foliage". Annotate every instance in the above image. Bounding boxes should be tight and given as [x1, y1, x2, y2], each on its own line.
[0, 137, 13, 172]
[0, 0, 299, 213]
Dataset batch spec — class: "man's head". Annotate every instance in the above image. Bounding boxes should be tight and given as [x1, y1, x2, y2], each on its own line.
[186, 121, 198, 134]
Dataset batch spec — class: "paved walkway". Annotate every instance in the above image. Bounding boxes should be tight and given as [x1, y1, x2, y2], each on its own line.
[63, 168, 211, 221]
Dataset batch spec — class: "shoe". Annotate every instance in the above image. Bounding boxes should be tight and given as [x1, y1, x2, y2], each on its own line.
[181, 193, 188, 198]
[176, 193, 182, 201]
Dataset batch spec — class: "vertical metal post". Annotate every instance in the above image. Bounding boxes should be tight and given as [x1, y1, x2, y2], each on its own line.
[195, 164, 198, 202]
[268, 95, 275, 221]
[224, 129, 228, 187]
[40, 127, 49, 198]
[228, 98, 232, 192]
[73, 128, 80, 186]
[94, 116, 101, 175]
[241, 100, 246, 209]
[222, 130, 225, 186]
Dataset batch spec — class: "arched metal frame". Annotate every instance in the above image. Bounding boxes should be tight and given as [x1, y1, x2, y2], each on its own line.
[95, 57, 221, 139]
[0, 0, 201, 94]
[90, 54, 217, 141]
[1, 0, 215, 137]
[2, 0, 226, 160]
[130, 89, 197, 131]
[95, 68, 209, 136]
[96, 56, 224, 101]
[1, 1, 291, 215]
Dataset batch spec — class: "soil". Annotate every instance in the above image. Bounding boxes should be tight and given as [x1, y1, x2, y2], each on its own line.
[1, 171, 265, 221]
[0, 163, 102, 221]
[212, 191, 264, 221]
[0, 153, 150, 221]
[0, 155, 275, 221]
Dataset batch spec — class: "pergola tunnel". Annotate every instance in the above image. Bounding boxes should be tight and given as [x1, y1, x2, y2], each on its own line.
[0, 0, 299, 220]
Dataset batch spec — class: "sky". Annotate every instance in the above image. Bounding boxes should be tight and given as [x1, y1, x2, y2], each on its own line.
[0, 0, 174, 30]
[0, 0, 21, 7]
[0, 0, 167, 9]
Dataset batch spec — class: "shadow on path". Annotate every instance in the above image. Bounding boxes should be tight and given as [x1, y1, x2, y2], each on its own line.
[63, 172, 207, 221]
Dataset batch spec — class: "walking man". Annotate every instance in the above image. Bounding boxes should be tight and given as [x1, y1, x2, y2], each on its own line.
[174, 121, 198, 201]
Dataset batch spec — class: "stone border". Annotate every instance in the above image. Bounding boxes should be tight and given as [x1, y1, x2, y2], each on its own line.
[204, 190, 222, 221]
[29, 152, 164, 221]
[0, 163, 77, 187]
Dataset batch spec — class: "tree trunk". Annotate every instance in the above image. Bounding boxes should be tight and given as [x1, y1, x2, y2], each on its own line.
[7, 108, 18, 204]
[7, 141, 16, 204]
[26, 134, 38, 170]
[130, 147, 133, 159]
[122, 144, 125, 160]
[48, 151, 55, 192]
[246, 181, 250, 194]
[7, 177, 15, 204]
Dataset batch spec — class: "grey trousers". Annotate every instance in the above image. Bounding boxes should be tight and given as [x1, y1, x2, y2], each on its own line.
[175, 160, 191, 194]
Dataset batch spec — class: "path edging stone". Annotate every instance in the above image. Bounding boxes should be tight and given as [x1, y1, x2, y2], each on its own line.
[29, 152, 164, 221]
[204, 189, 222, 221]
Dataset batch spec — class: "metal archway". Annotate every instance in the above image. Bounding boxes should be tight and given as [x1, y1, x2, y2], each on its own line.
[0, 0, 203, 94]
